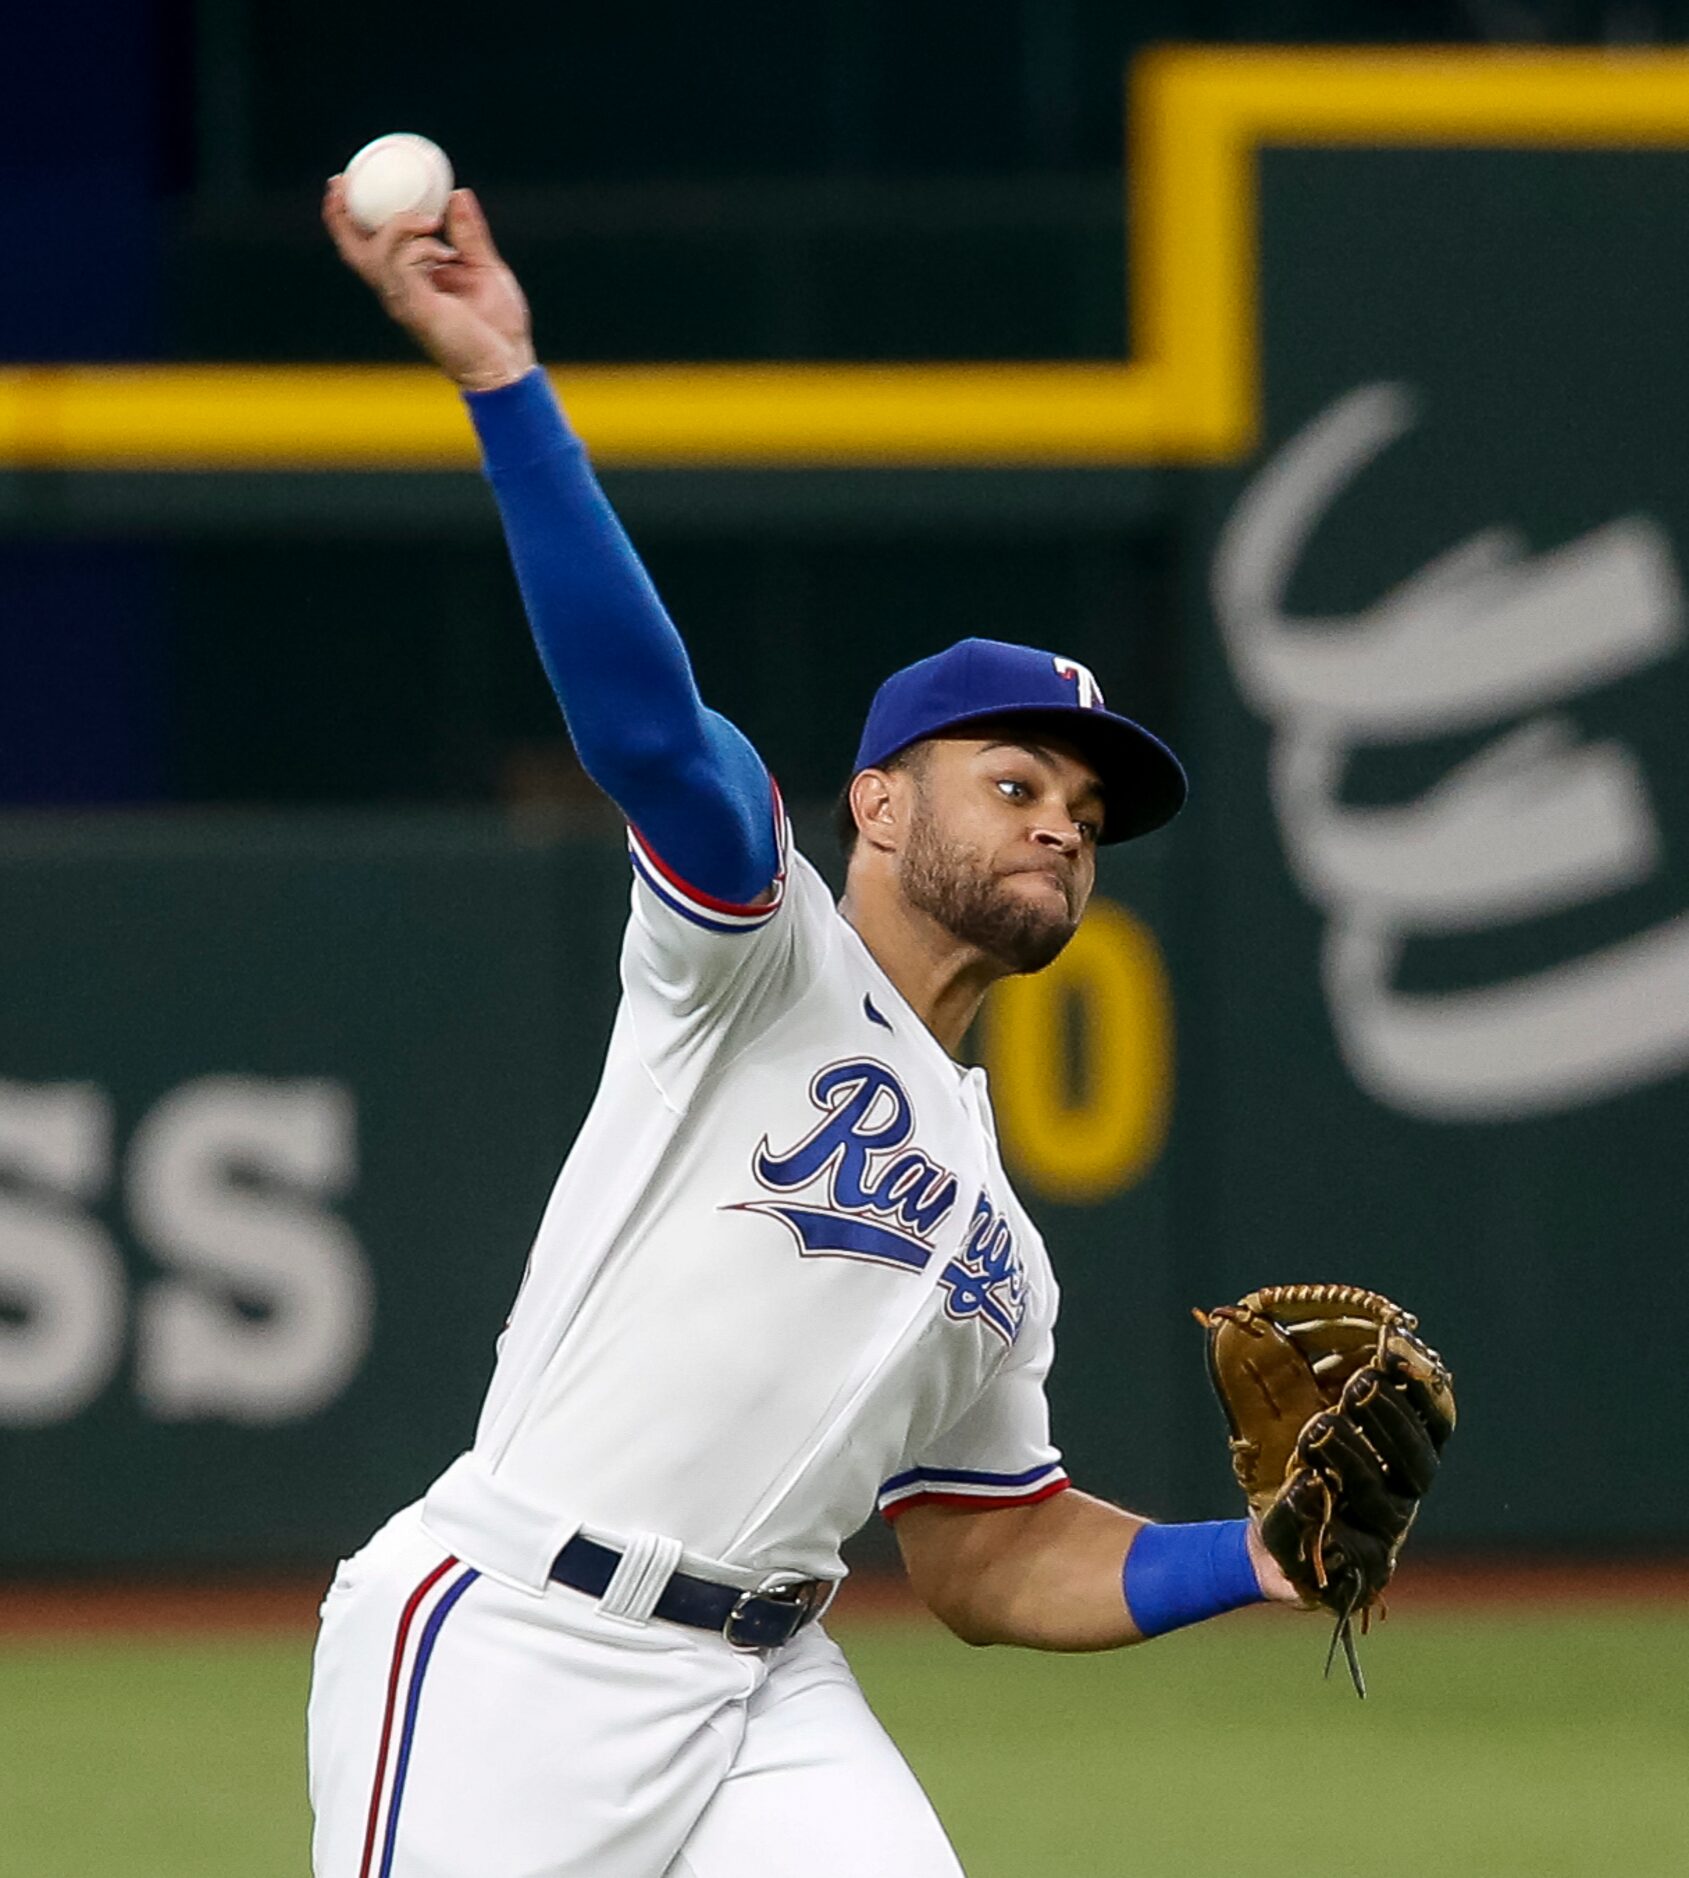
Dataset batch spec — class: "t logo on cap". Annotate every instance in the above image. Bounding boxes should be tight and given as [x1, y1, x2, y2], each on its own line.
[851, 636, 1186, 844]
[1053, 657, 1104, 710]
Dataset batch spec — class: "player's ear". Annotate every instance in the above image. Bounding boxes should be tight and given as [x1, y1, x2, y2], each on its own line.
[849, 768, 902, 854]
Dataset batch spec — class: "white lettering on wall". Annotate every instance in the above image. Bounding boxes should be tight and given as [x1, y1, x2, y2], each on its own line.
[0, 1076, 372, 1427]
[130, 1078, 373, 1424]
[1213, 383, 1689, 1119]
[0, 1083, 126, 1424]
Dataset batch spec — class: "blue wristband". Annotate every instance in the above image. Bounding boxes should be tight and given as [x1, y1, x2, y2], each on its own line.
[1122, 1519, 1264, 1639]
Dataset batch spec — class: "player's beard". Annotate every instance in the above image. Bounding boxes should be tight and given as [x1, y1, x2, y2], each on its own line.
[898, 804, 1080, 975]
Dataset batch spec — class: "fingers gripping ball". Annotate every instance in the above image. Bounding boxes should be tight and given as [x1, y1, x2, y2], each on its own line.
[343, 133, 454, 233]
[1196, 1284, 1456, 1695]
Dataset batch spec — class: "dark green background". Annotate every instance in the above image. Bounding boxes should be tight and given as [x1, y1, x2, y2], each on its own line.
[1178, 146, 1689, 1547]
[6, 126, 1689, 1564]
[0, 817, 1196, 1567]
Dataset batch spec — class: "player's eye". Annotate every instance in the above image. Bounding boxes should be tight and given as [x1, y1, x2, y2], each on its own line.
[995, 777, 1031, 802]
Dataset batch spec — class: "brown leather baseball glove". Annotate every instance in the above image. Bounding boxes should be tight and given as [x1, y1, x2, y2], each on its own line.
[1196, 1284, 1456, 1695]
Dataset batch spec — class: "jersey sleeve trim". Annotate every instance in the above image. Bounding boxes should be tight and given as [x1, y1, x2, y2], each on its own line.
[875, 1461, 1070, 1521]
[627, 783, 790, 936]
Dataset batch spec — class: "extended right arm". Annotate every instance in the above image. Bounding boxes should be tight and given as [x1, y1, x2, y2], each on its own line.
[466, 371, 778, 905]
[323, 179, 778, 906]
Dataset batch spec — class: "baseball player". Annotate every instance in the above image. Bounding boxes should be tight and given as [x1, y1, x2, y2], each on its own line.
[314, 179, 1297, 1878]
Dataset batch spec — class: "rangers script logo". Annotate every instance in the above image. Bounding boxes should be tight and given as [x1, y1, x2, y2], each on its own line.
[729, 1059, 1026, 1345]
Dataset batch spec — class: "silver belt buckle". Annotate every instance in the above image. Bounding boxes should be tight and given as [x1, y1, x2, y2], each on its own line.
[723, 1571, 837, 1651]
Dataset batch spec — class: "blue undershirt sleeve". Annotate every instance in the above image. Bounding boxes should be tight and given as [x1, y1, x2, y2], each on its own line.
[466, 368, 779, 907]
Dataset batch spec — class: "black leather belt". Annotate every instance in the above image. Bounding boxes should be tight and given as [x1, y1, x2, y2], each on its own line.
[550, 1534, 835, 1650]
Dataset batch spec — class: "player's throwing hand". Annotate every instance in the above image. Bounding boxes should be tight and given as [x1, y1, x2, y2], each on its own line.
[322, 178, 536, 392]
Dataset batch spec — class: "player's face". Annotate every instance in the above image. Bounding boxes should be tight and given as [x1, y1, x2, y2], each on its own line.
[895, 732, 1102, 974]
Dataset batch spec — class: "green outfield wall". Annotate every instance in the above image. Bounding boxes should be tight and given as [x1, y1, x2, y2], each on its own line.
[0, 813, 1194, 1567]
[0, 816, 609, 1564]
[1176, 137, 1689, 1550]
[0, 801, 1681, 1566]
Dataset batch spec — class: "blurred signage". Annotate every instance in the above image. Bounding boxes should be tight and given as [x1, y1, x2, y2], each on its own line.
[1214, 382, 1689, 1120]
[982, 894, 1172, 1200]
[1184, 133, 1688, 1546]
[0, 1076, 370, 1427]
[0, 819, 596, 1566]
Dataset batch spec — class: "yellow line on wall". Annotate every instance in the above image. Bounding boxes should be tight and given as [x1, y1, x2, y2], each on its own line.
[0, 361, 1185, 471]
[4, 48, 1689, 470]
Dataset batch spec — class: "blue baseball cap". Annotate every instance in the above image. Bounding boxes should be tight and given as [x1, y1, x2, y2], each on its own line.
[852, 638, 1187, 843]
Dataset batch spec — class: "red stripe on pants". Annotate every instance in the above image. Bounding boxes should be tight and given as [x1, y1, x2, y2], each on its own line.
[357, 1556, 459, 1878]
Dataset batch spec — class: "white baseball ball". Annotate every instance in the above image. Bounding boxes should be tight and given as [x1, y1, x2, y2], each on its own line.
[342, 133, 454, 233]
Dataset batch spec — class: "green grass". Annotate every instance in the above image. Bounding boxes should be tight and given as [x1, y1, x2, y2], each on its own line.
[855, 1608, 1689, 1877]
[0, 1635, 313, 1877]
[0, 1608, 1683, 1876]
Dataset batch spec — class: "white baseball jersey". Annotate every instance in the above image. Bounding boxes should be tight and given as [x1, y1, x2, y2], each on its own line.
[419, 805, 1067, 1590]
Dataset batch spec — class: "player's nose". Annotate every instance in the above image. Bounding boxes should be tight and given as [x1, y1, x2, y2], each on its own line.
[1030, 823, 1082, 855]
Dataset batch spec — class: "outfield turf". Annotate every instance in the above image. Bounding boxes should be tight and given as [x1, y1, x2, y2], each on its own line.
[0, 1606, 1683, 1876]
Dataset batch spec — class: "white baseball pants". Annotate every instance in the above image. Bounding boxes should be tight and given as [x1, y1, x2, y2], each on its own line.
[307, 1503, 965, 1878]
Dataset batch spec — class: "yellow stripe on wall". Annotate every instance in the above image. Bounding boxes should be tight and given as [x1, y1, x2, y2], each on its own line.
[0, 361, 1183, 471]
[5, 48, 1689, 470]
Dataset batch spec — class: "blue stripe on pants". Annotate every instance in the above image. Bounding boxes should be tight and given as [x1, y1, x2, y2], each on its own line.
[378, 1566, 480, 1878]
